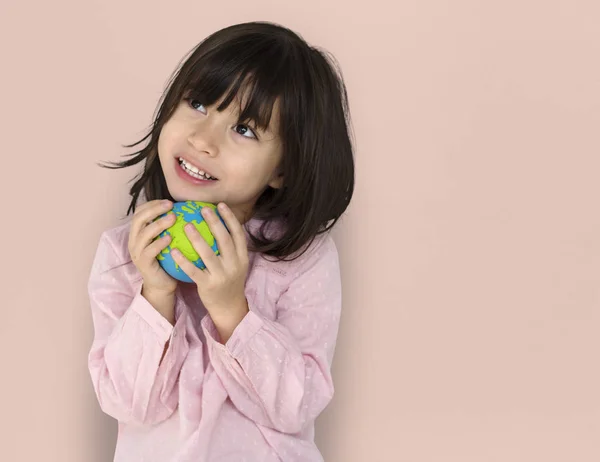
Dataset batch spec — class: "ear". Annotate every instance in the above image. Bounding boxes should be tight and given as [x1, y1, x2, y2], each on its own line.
[268, 172, 284, 189]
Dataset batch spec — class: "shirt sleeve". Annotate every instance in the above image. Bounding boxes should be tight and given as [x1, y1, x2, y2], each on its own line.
[201, 235, 342, 434]
[87, 231, 190, 426]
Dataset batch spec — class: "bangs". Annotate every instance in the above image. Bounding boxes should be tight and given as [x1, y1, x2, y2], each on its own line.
[104, 21, 354, 260]
[179, 39, 291, 133]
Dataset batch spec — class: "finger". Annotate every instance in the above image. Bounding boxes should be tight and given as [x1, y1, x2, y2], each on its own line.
[216, 203, 248, 261]
[134, 233, 172, 268]
[131, 200, 173, 238]
[132, 199, 169, 225]
[129, 212, 175, 265]
[171, 248, 203, 283]
[200, 206, 235, 259]
[138, 212, 176, 248]
[130, 212, 175, 262]
[184, 222, 221, 272]
[134, 199, 163, 215]
[144, 231, 173, 259]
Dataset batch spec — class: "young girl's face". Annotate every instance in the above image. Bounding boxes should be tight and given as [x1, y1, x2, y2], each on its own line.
[157, 90, 284, 224]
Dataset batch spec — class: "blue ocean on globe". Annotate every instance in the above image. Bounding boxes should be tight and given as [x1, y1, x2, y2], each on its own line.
[155, 201, 226, 283]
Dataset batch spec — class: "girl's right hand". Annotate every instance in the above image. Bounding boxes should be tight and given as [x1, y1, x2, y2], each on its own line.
[128, 199, 178, 295]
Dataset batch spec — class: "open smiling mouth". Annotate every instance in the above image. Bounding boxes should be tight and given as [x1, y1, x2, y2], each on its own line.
[177, 157, 219, 182]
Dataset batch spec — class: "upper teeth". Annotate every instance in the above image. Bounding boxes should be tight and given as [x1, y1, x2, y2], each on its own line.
[179, 157, 215, 179]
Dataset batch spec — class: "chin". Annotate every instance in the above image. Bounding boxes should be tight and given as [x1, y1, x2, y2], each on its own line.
[168, 189, 199, 203]
[166, 186, 214, 204]
[162, 185, 188, 203]
[169, 193, 188, 202]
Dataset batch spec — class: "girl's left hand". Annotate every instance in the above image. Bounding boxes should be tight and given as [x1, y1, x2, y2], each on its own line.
[171, 203, 249, 322]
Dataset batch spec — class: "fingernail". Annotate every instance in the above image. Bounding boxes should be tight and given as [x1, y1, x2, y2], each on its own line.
[162, 200, 172, 208]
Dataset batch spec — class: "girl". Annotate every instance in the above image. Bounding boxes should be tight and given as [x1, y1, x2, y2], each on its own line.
[88, 21, 354, 462]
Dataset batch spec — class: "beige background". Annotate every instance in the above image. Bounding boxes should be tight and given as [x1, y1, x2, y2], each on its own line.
[1, 0, 599, 461]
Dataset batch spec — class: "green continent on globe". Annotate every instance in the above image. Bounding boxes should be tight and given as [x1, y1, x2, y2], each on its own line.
[156, 201, 219, 270]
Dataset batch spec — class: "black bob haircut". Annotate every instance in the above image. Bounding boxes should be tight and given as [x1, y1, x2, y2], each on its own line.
[101, 21, 355, 262]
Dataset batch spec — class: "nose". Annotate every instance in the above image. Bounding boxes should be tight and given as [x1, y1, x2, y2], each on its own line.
[187, 122, 221, 157]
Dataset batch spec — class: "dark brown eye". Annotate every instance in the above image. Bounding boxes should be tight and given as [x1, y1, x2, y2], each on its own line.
[187, 99, 206, 113]
[234, 124, 257, 139]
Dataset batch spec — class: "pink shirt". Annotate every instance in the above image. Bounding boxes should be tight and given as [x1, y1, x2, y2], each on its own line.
[87, 217, 342, 461]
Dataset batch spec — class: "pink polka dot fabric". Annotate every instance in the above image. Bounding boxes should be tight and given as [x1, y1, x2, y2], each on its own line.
[87, 217, 342, 461]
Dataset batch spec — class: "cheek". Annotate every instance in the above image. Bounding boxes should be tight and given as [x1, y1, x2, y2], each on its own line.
[242, 152, 281, 183]
[158, 116, 187, 147]
[157, 127, 181, 162]
[157, 125, 169, 154]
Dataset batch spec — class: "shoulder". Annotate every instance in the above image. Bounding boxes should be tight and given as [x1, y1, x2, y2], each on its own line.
[90, 220, 138, 280]
[97, 220, 132, 259]
[248, 216, 340, 283]
[244, 223, 341, 319]
[292, 231, 339, 274]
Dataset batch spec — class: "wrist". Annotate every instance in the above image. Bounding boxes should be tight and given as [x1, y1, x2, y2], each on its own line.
[141, 285, 176, 325]
[141, 283, 176, 298]
[210, 298, 249, 344]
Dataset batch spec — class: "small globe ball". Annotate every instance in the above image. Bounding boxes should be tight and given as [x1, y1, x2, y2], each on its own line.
[154, 200, 226, 283]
